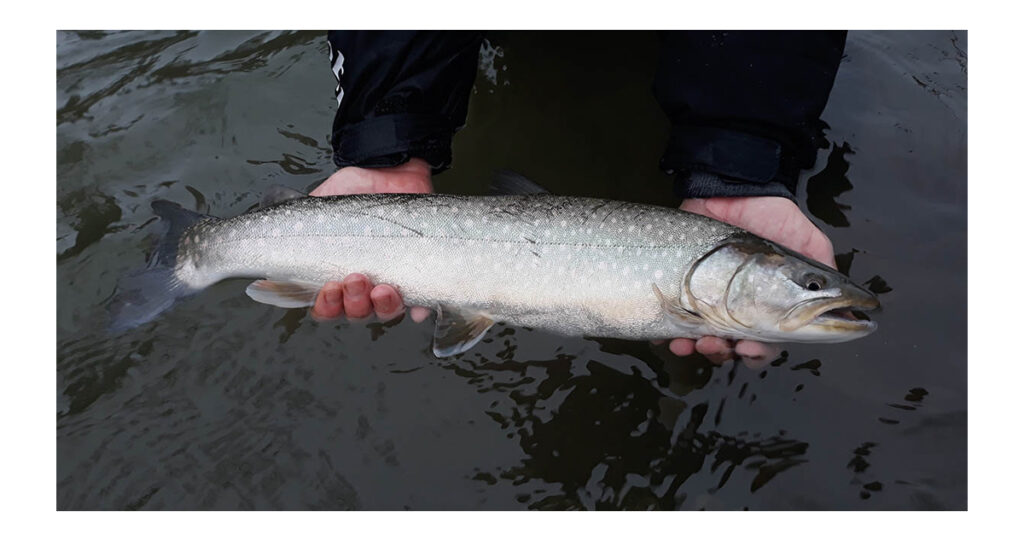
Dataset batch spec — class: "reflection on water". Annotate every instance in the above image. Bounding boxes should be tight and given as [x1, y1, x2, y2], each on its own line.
[434, 333, 818, 510]
[806, 142, 855, 228]
[58, 30, 966, 510]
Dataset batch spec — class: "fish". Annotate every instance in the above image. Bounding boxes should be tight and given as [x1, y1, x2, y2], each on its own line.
[109, 175, 879, 357]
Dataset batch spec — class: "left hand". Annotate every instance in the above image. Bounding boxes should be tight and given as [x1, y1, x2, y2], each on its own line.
[665, 196, 835, 365]
[309, 159, 433, 324]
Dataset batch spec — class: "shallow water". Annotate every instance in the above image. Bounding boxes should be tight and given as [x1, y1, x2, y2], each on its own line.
[56, 30, 966, 510]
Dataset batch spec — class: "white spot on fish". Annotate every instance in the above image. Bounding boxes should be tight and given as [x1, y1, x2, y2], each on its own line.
[628, 225, 635, 232]
[363, 226, 371, 235]
[655, 270, 664, 279]
[560, 220, 567, 227]
[645, 224, 652, 231]
[293, 222, 304, 232]
[465, 219, 474, 227]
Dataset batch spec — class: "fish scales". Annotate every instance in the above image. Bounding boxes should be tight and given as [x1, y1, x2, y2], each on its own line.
[178, 194, 741, 339]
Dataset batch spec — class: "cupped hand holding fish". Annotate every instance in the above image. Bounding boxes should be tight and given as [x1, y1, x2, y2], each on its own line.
[668, 196, 836, 365]
[307, 161, 837, 364]
[308, 158, 434, 324]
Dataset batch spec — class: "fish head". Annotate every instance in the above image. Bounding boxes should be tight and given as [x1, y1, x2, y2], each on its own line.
[684, 234, 879, 343]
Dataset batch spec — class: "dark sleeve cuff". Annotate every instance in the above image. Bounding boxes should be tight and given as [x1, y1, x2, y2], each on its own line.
[661, 125, 801, 199]
[673, 171, 796, 201]
[332, 113, 457, 174]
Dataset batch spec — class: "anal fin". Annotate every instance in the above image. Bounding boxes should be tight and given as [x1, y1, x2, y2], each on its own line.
[246, 280, 321, 308]
[432, 305, 495, 357]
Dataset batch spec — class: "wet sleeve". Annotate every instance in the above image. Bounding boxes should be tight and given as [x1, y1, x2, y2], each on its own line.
[653, 31, 847, 199]
[327, 31, 482, 174]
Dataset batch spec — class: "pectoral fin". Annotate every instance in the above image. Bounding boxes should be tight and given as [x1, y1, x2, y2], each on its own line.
[652, 283, 704, 326]
[432, 305, 495, 357]
[245, 280, 321, 308]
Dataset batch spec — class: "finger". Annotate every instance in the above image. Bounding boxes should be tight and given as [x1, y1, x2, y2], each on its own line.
[311, 281, 345, 321]
[341, 274, 373, 319]
[742, 356, 773, 370]
[668, 338, 695, 356]
[409, 306, 431, 323]
[734, 340, 778, 360]
[696, 336, 735, 364]
[736, 341, 782, 370]
[370, 284, 405, 321]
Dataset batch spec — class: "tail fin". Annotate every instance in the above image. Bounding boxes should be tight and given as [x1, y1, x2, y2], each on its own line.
[107, 200, 213, 331]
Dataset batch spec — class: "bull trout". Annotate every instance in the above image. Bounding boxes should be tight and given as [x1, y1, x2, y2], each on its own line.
[110, 177, 879, 357]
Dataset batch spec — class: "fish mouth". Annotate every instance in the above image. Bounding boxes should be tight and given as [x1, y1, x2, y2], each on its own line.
[806, 296, 880, 333]
[780, 292, 880, 334]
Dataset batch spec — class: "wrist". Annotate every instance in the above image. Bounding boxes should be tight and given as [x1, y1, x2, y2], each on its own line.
[312, 158, 433, 196]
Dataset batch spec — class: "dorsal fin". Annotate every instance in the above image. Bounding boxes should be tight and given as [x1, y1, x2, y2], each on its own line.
[260, 185, 307, 208]
[489, 170, 551, 195]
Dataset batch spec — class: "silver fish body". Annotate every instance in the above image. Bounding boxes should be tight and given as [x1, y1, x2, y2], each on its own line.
[112, 192, 880, 355]
[181, 194, 736, 340]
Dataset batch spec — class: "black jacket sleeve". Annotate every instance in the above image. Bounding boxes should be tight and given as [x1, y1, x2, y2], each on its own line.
[653, 31, 847, 199]
[327, 31, 482, 173]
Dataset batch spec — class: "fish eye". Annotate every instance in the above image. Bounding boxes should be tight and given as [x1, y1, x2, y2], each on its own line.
[801, 273, 826, 291]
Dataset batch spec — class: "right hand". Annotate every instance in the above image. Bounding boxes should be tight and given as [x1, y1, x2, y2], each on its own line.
[667, 196, 836, 367]
[309, 158, 433, 324]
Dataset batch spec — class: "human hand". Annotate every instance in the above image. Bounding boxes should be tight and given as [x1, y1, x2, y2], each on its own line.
[665, 196, 836, 366]
[309, 158, 433, 323]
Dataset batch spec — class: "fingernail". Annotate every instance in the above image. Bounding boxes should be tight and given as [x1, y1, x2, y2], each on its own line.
[326, 286, 342, 306]
[377, 296, 396, 314]
[344, 280, 365, 297]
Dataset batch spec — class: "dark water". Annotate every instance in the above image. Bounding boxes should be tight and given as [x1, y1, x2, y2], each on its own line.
[56, 30, 967, 510]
